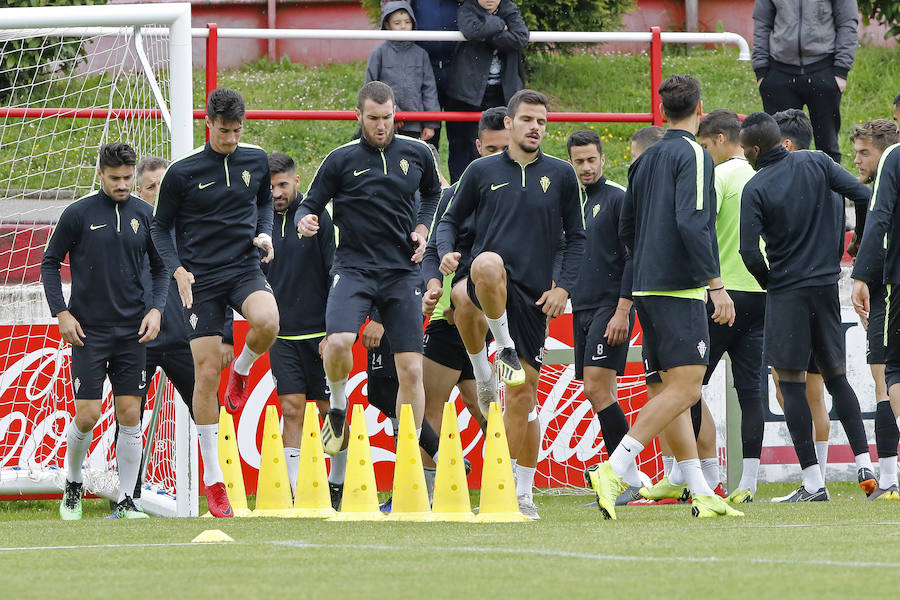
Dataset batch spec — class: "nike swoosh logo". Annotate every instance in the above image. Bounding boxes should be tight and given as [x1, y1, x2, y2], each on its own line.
[138, 383, 147, 390]
[415, 289, 421, 295]
[89, 224, 107, 230]
[490, 182, 509, 191]
[591, 355, 605, 361]
[198, 181, 216, 189]
[353, 169, 370, 177]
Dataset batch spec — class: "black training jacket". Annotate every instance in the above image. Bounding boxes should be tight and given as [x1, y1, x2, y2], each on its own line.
[740, 145, 871, 291]
[852, 144, 900, 285]
[571, 176, 633, 311]
[436, 149, 585, 301]
[150, 142, 273, 280]
[619, 129, 719, 292]
[266, 195, 334, 336]
[295, 134, 441, 273]
[42, 189, 168, 327]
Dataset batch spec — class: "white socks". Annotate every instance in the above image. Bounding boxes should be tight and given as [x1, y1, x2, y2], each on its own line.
[233, 344, 263, 376]
[700, 458, 720, 490]
[116, 424, 143, 502]
[197, 424, 224, 487]
[284, 447, 300, 495]
[608, 434, 644, 487]
[669, 460, 685, 485]
[739, 458, 760, 494]
[854, 452, 874, 472]
[328, 377, 348, 412]
[328, 448, 347, 485]
[662, 455, 675, 477]
[879, 457, 898, 489]
[815, 441, 829, 482]
[65, 422, 92, 484]
[486, 311, 514, 349]
[467, 346, 493, 383]
[802, 463, 826, 492]
[516, 464, 536, 500]
[679, 458, 714, 497]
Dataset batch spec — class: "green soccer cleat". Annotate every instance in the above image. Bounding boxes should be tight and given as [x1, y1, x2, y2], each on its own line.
[865, 485, 899, 501]
[105, 497, 149, 519]
[691, 494, 745, 518]
[584, 463, 626, 520]
[639, 475, 690, 501]
[496, 347, 526, 387]
[59, 480, 83, 521]
[725, 488, 754, 504]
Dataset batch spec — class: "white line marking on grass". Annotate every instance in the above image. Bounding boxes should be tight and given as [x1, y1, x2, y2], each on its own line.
[268, 541, 900, 569]
[0, 542, 228, 552]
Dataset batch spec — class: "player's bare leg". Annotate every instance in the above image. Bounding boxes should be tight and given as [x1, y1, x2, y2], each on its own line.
[225, 290, 279, 412]
[321, 331, 356, 455]
[505, 361, 540, 518]
[870, 364, 899, 498]
[470, 252, 525, 386]
[394, 351, 425, 428]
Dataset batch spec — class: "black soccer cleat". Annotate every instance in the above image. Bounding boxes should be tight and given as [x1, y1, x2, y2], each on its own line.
[858, 467, 878, 496]
[329, 482, 343, 511]
[496, 347, 525, 387]
[775, 485, 829, 503]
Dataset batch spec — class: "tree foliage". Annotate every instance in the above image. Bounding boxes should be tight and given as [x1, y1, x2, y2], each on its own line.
[859, 0, 900, 40]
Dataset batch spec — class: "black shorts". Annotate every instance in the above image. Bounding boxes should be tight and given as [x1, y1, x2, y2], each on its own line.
[423, 318, 475, 381]
[326, 267, 423, 354]
[269, 336, 327, 399]
[884, 284, 900, 388]
[867, 282, 887, 365]
[145, 342, 194, 415]
[764, 284, 845, 372]
[573, 304, 634, 378]
[71, 325, 147, 399]
[186, 267, 272, 340]
[702, 290, 766, 392]
[466, 274, 546, 371]
[634, 294, 710, 380]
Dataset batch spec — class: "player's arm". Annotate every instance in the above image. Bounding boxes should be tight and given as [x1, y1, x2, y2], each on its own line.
[618, 164, 637, 256]
[151, 166, 195, 308]
[539, 168, 586, 318]
[436, 165, 480, 271]
[824, 154, 872, 240]
[739, 185, 769, 289]
[139, 232, 169, 343]
[673, 147, 720, 282]
[317, 208, 336, 277]
[608, 194, 634, 346]
[254, 162, 275, 262]
[296, 151, 340, 235]
[411, 145, 442, 262]
[41, 206, 85, 346]
[751, 0, 774, 81]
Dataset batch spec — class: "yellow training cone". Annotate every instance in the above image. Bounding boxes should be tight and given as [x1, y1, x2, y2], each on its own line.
[201, 408, 251, 518]
[250, 405, 293, 517]
[191, 529, 234, 543]
[432, 401, 474, 521]
[283, 402, 335, 518]
[385, 403, 434, 521]
[329, 404, 384, 521]
[474, 401, 528, 523]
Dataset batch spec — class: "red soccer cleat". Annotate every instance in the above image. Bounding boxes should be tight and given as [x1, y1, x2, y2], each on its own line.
[205, 482, 234, 518]
[713, 482, 727, 498]
[224, 366, 250, 415]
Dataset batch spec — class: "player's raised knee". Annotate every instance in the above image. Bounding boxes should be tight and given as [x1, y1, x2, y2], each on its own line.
[470, 252, 505, 284]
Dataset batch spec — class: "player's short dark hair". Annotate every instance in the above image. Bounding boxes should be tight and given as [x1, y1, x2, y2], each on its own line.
[658, 75, 701, 121]
[894, 93, 900, 107]
[268, 152, 296, 176]
[477, 106, 508, 138]
[98, 142, 137, 170]
[358, 80, 394, 110]
[740, 112, 782, 152]
[566, 129, 602, 156]
[698, 109, 741, 143]
[631, 125, 664, 150]
[850, 119, 900, 152]
[135, 156, 167, 183]
[207, 88, 245, 124]
[507, 89, 549, 118]
[773, 108, 813, 150]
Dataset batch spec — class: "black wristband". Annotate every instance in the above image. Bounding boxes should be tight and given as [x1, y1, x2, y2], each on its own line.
[709, 286, 725, 292]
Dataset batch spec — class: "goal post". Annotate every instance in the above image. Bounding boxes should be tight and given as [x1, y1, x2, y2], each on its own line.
[0, 3, 196, 516]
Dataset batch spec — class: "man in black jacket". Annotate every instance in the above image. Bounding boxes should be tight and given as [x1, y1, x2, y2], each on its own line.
[589, 75, 739, 521]
[739, 111, 872, 502]
[43, 142, 168, 520]
[445, 0, 528, 182]
[296, 81, 441, 456]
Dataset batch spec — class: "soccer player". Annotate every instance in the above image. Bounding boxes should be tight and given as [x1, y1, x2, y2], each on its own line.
[739, 111, 872, 502]
[421, 106, 512, 432]
[848, 119, 900, 500]
[588, 75, 740, 520]
[264, 152, 346, 506]
[296, 81, 441, 455]
[694, 109, 767, 503]
[42, 142, 168, 520]
[436, 89, 586, 519]
[151, 89, 277, 518]
[629, 125, 664, 162]
[893, 94, 900, 127]
[564, 130, 636, 501]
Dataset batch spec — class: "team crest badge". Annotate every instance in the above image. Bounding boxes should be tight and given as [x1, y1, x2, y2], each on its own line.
[242, 170, 251, 187]
[189, 313, 198, 330]
[73, 378, 81, 393]
[130, 218, 139, 233]
[399, 158, 409, 175]
[697, 340, 707, 358]
[593, 203, 600, 217]
[540, 176, 551, 193]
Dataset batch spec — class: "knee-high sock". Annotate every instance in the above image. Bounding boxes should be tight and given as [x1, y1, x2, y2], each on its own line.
[875, 400, 899, 459]
[736, 388, 764, 459]
[65, 421, 92, 484]
[596, 403, 629, 455]
[419, 419, 440, 460]
[779, 381, 818, 470]
[328, 448, 347, 485]
[284, 447, 300, 495]
[197, 424, 223, 486]
[608, 434, 643, 487]
[824, 374, 869, 458]
[116, 424, 143, 503]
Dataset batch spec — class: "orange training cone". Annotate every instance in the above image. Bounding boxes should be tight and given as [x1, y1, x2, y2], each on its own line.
[283, 402, 335, 518]
[385, 403, 434, 521]
[474, 401, 528, 522]
[250, 405, 293, 517]
[328, 404, 384, 521]
[432, 401, 474, 521]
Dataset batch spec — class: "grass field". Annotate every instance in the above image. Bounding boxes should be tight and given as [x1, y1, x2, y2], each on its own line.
[2, 482, 899, 598]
